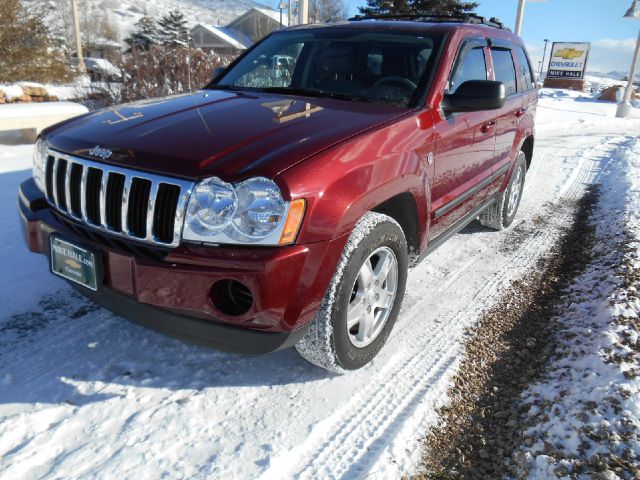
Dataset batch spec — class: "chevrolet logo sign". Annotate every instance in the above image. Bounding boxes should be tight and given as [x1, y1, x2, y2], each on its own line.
[555, 48, 585, 60]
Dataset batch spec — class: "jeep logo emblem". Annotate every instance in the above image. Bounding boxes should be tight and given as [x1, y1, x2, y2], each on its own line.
[89, 145, 113, 160]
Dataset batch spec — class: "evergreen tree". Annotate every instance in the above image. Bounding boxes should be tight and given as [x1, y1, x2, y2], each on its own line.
[125, 15, 159, 51]
[158, 9, 189, 48]
[359, 0, 478, 17]
[0, 0, 71, 82]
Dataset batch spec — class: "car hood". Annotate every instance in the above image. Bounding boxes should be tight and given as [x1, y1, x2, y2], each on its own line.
[45, 90, 409, 181]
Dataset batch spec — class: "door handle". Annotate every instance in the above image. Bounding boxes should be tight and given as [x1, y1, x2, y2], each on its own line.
[481, 120, 496, 133]
[515, 108, 527, 118]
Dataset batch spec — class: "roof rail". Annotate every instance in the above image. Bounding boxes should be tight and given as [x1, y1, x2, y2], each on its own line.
[348, 13, 511, 31]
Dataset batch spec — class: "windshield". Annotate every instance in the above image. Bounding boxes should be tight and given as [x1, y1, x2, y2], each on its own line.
[211, 29, 442, 108]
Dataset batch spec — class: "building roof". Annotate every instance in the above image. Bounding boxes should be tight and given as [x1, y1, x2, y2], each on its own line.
[228, 6, 289, 29]
[194, 24, 252, 49]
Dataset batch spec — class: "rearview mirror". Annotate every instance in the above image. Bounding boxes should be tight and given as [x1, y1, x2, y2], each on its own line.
[442, 80, 506, 113]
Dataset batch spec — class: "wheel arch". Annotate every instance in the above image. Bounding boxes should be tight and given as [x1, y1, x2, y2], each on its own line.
[370, 192, 421, 261]
[521, 135, 534, 169]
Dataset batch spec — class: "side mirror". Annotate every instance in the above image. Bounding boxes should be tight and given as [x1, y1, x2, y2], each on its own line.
[211, 66, 225, 81]
[442, 80, 506, 113]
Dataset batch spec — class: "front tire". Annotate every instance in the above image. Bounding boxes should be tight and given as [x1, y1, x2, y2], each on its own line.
[295, 212, 408, 373]
[479, 151, 527, 230]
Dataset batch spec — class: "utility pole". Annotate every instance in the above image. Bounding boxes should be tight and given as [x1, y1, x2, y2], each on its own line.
[288, 0, 293, 26]
[186, 30, 192, 92]
[514, 0, 526, 36]
[539, 38, 549, 79]
[299, 0, 308, 25]
[71, 0, 86, 74]
[616, 0, 640, 118]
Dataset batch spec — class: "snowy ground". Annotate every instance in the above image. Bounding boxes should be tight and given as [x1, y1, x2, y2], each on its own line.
[0, 91, 639, 479]
[514, 128, 640, 479]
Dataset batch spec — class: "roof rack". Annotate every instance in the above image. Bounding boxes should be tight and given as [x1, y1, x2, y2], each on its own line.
[348, 13, 511, 31]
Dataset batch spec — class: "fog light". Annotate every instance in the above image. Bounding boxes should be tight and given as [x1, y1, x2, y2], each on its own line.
[210, 280, 253, 316]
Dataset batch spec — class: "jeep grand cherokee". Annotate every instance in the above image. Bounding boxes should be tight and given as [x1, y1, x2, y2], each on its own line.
[19, 15, 536, 372]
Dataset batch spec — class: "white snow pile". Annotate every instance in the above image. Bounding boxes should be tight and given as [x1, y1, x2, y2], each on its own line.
[0, 85, 26, 102]
[513, 139, 640, 479]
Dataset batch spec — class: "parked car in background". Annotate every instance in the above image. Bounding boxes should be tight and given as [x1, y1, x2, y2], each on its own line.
[19, 14, 537, 372]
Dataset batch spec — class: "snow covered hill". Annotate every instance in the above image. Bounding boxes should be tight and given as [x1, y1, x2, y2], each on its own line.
[27, 0, 263, 45]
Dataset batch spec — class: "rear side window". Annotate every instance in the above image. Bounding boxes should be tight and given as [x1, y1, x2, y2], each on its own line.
[515, 46, 534, 90]
[448, 46, 487, 93]
[491, 48, 517, 96]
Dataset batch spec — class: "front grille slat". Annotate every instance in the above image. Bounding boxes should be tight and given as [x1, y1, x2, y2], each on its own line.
[69, 163, 83, 218]
[127, 178, 152, 238]
[55, 159, 68, 211]
[121, 175, 132, 235]
[106, 173, 125, 231]
[80, 166, 89, 221]
[86, 168, 102, 225]
[99, 170, 109, 228]
[153, 184, 181, 243]
[146, 181, 160, 241]
[45, 156, 55, 202]
[43, 150, 191, 247]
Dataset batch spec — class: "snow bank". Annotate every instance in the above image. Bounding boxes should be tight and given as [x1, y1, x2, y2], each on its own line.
[0, 85, 25, 101]
[514, 139, 640, 479]
[0, 102, 88, 119]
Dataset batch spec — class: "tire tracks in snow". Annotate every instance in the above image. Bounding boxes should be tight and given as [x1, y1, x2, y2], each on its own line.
[259, 135, 629, 479]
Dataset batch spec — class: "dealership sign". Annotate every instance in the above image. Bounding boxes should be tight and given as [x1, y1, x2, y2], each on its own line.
[547, 42, 591, 79]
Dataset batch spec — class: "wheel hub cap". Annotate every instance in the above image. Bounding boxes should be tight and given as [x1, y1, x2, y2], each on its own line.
[346, 246, 399, 348]
[507, 164, 524, 218]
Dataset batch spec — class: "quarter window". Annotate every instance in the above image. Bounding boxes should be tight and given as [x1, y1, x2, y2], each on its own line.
[491, 48, 517, 95]
[515, 46, 534, 90]
[448, 46, 487, 93]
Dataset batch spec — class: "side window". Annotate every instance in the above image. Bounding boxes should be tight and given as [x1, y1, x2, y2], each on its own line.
[448, 46, 487, 93]
[491, 48, 517, 95]
[515, 46, 534, 90]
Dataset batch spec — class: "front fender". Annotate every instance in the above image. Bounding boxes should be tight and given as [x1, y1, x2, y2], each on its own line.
[278, 113, 435, 247]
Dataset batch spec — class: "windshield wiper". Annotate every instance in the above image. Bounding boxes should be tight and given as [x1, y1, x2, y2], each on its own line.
[258, 87, 372, 103]
[206, 84, 245, 91]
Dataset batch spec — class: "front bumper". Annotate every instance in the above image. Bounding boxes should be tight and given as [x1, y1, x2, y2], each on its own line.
[18, 179, 347, 354]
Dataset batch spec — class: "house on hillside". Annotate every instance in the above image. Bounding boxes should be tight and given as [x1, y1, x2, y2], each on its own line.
[191, 7, 287, 54]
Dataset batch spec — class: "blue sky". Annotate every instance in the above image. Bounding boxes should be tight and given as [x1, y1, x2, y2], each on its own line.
[269, 0, 640, 73]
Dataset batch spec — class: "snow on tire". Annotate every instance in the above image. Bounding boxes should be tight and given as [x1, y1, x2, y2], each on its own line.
[295, 212, 408, 373]
[480, 151, 527, 230]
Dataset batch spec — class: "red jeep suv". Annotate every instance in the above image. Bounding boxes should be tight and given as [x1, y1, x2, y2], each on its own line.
[19, 15, 536, 372]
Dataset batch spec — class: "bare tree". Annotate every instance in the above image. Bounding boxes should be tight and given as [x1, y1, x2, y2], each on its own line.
[309, 0, 348, 23]
[49, 0, 75, 57]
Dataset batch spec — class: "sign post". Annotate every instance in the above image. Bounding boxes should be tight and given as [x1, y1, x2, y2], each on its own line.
[543, 42, 591, 91]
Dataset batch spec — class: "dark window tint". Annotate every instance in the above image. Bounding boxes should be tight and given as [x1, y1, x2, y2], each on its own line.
[449, 46, 487, 93]
[516, 46, 534, 90]
[491, 48, 517, 95]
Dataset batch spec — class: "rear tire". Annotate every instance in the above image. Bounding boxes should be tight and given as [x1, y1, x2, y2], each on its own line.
[295, 212, 408, 373]
[479, 151, 527, 230]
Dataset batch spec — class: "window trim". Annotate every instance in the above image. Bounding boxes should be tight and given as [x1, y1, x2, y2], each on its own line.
[446, 36, 489, 94]
[514, 45, 535, 92]
[489, 45, 519, 97]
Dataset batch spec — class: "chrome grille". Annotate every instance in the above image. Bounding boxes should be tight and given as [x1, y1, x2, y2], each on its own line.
[44, 150, 194, 247]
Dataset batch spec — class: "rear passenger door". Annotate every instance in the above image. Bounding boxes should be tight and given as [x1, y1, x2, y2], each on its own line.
[430, 38, 497, 239]
[489, 43, 524, 176]
[514, 45, 538, 120]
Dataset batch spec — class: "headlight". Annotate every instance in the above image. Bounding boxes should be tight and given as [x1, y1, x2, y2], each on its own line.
[186, 178, 237, 235]
[183, 176, 305, 246]
[33, 137, 47, 193]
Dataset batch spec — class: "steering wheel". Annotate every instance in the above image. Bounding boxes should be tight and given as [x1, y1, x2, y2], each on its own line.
[372, 76, 417, 91]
